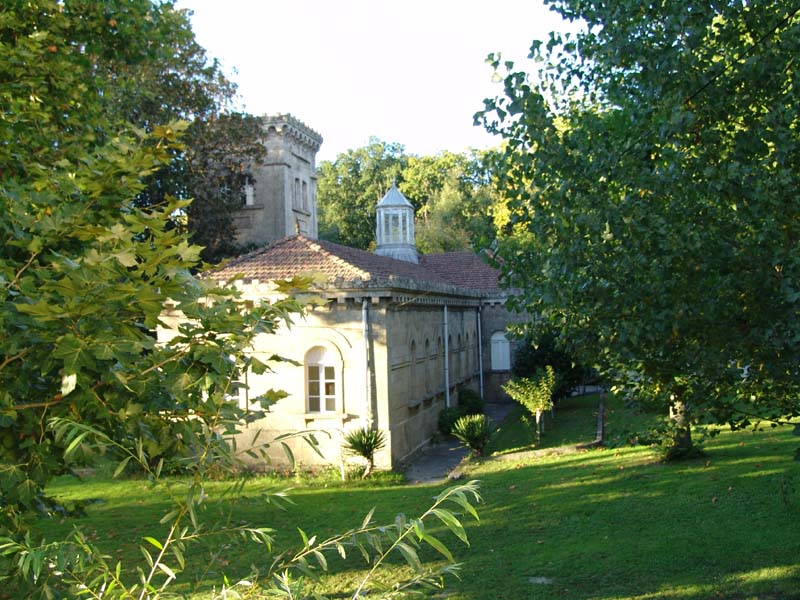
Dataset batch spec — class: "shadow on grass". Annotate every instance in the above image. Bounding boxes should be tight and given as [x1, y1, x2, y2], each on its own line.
[488, 394, 602, 456]
[454, 424, 800, 600]
[45, 412, 800, 600]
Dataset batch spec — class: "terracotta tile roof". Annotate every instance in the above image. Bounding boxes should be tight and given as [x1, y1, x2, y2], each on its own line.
[211, 235, 451, 286]
[211, 236, 505, 296]
[419, 251, 502, 291]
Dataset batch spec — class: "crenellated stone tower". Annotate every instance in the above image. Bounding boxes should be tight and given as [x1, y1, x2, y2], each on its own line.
[235, 114, 323, 247]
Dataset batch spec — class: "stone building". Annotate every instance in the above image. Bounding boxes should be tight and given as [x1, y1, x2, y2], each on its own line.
[234, 114, 323, 246]
[162, 114, 524, 470]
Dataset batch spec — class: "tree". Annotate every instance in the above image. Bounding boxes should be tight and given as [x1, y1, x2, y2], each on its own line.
[67, 0, 267, 263]
[479, 1, 800, 457]
[1, 3, 478, 597]
[512, 328, 591, 401]
[317, 144, 498, 254]
[402, 150, 498, 254]
[182, 112, 266, 261]
[317, 137, 408, 250]
[1, 0, 293, 559]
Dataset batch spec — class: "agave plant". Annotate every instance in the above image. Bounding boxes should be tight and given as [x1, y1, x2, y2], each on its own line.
[452, 414, 497, 457]
[343, 427, 386, 479]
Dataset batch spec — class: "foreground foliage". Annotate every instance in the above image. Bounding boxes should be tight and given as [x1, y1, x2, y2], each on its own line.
[0, 2, 479, 597]
[480, 0, 800, 455]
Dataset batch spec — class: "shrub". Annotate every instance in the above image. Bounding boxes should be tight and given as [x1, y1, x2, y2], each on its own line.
[503, 366, 557, 442]
[452, 414, 497, 457]
[458, 388, 484, 415]
[343, 427, 386, 479]
[438, 406, 468, 436]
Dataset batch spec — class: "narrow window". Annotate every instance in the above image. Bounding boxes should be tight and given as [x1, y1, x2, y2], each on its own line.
[425, 338, 432, 394]
[457, 334, 463, 381]
[306, 346, 337, 412]
[243, 183, 255, 206]
[436, 337, 443, 392]
[465, 333, 471, 375]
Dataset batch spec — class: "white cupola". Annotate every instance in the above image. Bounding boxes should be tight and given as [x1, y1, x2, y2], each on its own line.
[375, 183, 418, 263]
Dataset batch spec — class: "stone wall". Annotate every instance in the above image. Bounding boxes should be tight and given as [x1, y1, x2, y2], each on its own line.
[382, 302, 482, 466]
[235, 114, 323, 247]
[158, 281, 529, 472]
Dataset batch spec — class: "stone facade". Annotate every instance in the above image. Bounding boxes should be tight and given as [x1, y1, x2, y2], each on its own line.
[169, 235, 527, 471]
[234, 114, 323, 247]
[163, 116, 528, 471]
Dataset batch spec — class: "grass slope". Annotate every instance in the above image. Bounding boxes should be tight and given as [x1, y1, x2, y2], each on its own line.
[44, 397, 800, 599]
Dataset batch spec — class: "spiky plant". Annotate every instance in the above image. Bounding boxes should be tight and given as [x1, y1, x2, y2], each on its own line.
[343, 427, 386, 478]
[452, 414, 497, 457]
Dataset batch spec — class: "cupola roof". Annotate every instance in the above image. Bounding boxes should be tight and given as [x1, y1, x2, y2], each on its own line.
[376, 183, 413, 208]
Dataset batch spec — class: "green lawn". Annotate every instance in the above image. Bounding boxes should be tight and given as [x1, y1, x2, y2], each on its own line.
[488, 393, 602, 454]
[44, 397, 800, 599]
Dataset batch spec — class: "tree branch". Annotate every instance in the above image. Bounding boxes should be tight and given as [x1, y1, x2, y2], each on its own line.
[13, 381, 105, 411]
[6, 251, 41, 291]
[0, 348, 31, 372]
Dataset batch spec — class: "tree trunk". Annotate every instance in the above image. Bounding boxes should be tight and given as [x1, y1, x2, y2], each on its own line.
[535, 410, 543, 443]
[362, 458, 374, 479]
[666, 397, 702, 460]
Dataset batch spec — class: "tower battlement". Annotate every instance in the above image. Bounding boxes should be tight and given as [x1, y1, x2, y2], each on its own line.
[262, 114, 323, 153]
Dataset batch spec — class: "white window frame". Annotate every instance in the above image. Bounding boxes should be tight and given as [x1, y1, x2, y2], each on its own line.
[305, 346, 340, 413]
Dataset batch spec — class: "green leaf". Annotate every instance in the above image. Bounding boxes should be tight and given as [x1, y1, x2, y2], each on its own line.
[114, 249, 138, 268]
[143, 536, 163, 550]
[431, 509, 468, 544]
[156, 562, 176, 580]
[14, 301, 60, 319]
[421, 533, 454, 562]
[361, 507, 375, 529]
[63, 430, 90, 460]
[396, 541, 423, 573]
[113, 456, 132, 478]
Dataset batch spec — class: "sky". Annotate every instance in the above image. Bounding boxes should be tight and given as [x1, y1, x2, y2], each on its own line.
[178, 1, 578, 163]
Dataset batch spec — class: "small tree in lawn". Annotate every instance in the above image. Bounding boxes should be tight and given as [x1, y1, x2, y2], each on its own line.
[503, 366, 557, 443]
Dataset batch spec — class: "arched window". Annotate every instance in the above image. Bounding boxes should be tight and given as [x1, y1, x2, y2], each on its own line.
[410, 340, 421, 403]
[305, 346, 339, 412]
[448, 334, 454, 385]
[424, 338, 432, 394]
[490, 332, 511, 371]
[293, 178, 301, 209]
[465, 333, 471, 376]
[457, 334, 463, 381]
[436, 337, 443, 392]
